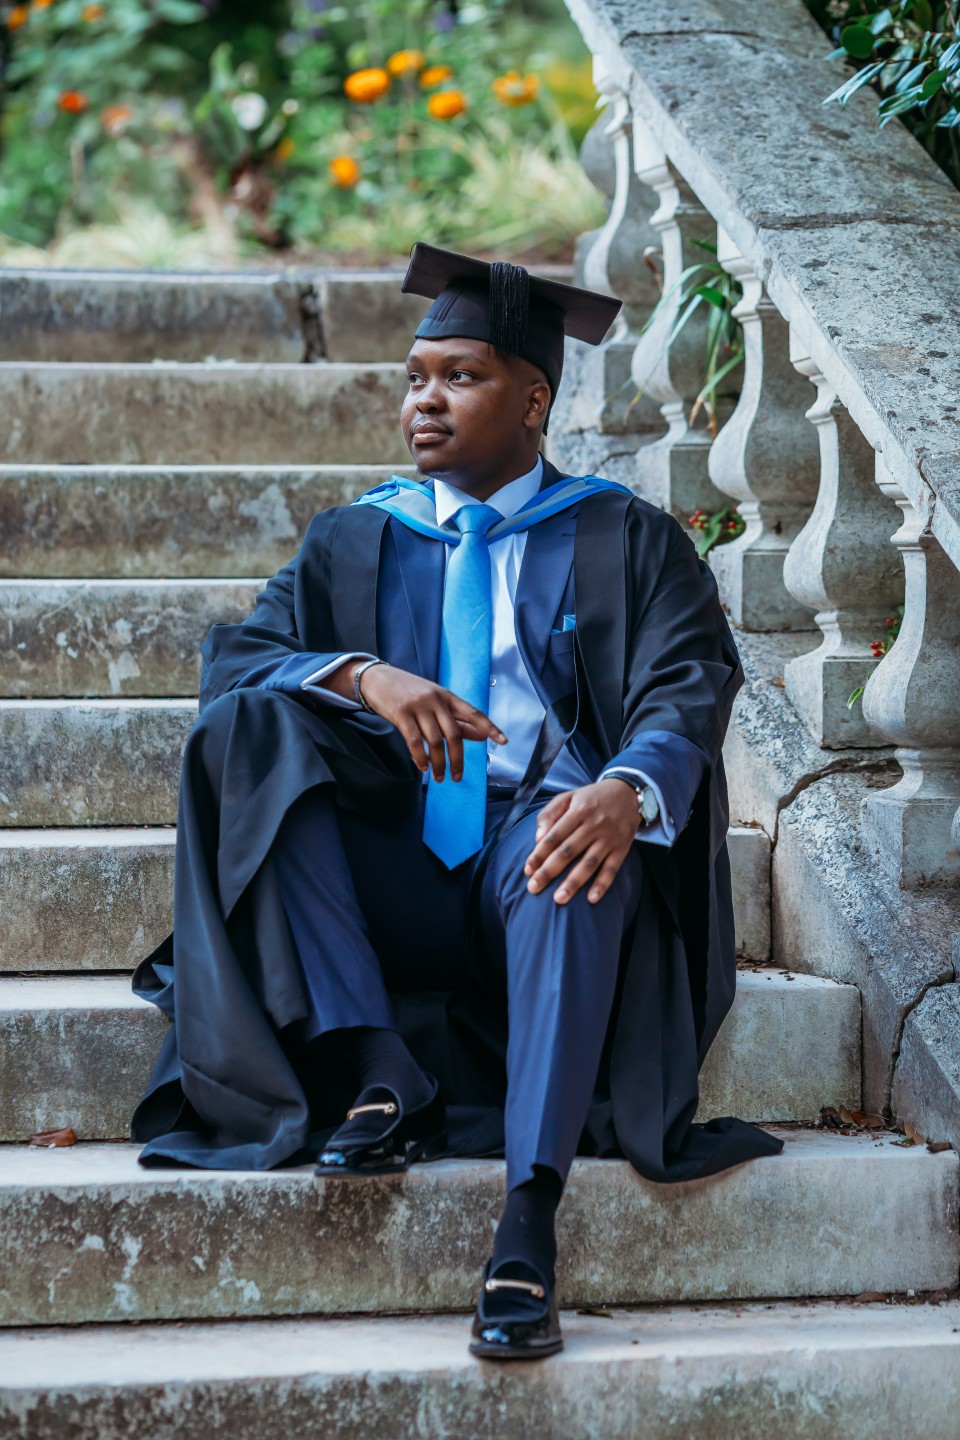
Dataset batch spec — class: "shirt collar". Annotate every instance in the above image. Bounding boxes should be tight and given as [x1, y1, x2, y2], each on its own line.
[433, 454, 544, 527]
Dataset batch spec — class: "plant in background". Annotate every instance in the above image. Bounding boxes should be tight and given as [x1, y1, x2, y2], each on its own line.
[848, 605, 904, 707]
[688, 507, 746, 558]
[631, 238, 745, 438]
[0, 0, 603, 264]
[807, 0, 960, 186]
[0, 0, 212, 245]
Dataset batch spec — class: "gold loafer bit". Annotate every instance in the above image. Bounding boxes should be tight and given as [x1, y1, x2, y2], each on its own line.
[484, 1277, 546, 1299]
[346, 1101, 398, 1121]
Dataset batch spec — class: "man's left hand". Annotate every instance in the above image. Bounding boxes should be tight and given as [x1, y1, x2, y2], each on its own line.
[523, 779, 639, 906]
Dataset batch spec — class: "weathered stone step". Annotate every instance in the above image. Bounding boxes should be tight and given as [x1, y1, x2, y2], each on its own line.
[0, 830, 173, 971]
[0, 969, 859, 1142]
[0, 269, 429, 363]
[0, 701, 192, 825]
[4, 1300, 960, 1440]
[0, 824, 770, 972]
[1, 580, 257, 698]
[0, 363, 408, 465]
[0, 464, 411, 579]
[1, 1132, 955, 1326]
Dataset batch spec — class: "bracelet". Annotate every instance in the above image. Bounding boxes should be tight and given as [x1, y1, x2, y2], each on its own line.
[353, 658, 384, 711]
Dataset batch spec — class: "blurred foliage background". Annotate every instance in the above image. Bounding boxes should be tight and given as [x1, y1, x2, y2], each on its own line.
[0, 0, 605, 267]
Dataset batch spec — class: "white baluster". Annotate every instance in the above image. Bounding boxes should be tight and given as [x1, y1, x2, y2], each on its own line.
[562, 59, 664, 444]
[630, 114, 731, 521]
[707, 228, 819, 630]
[781, 343, 903, 748]
[861, 465, 960, 887]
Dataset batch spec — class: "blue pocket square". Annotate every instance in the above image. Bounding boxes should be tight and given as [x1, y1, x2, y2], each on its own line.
[551, 613, 576, 635]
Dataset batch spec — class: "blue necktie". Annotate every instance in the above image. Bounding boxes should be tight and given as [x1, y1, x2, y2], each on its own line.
[422, 502, 501, 869]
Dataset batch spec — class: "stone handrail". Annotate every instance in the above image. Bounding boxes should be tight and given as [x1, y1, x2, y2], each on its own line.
[561, 0, 960, 889]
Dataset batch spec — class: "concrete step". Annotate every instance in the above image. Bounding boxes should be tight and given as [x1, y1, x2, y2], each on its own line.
[0, 269, 428, 363]
[0, 464, 411, 579]
[1, 1132, 955, 1326]
[0, 701, 192, 825]
[1, 579, 257, 698]
[0, 830, 173, 972]
[0, 823, 772, 973]
[0, 969, 860, 1142]
[3, 1301, 960, 1440]
[0, 362, 409, 465]
[0, 818, 769, 977]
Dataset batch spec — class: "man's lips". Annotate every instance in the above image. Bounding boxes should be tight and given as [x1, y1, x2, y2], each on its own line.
[411, 422, 452, 444]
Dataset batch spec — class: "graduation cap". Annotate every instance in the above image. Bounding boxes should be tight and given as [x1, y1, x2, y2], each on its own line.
[401, 243, 621, 422]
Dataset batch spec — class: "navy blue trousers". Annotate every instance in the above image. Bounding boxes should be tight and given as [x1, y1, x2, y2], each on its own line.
[273, 788, 645, 1191]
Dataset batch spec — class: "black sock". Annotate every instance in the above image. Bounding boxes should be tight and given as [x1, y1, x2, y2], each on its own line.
[490, 1165, 563, 1290]
[350, 1026, 433, 1114]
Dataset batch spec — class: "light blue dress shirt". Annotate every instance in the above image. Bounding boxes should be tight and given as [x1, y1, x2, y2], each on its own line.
[301, 456, 676, 845]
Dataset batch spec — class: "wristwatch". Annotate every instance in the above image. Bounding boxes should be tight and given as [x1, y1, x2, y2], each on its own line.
[604, 771, 660, 826]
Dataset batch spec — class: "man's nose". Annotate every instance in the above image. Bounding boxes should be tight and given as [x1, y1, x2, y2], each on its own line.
[416, 378, 445, 411]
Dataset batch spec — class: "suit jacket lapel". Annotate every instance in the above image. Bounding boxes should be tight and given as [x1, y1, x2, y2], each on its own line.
[388, 514, 445, 680]
[514, 510, 577, 702]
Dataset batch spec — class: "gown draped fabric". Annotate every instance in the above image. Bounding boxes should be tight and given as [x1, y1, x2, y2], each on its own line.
[131, 461, 784, 1180]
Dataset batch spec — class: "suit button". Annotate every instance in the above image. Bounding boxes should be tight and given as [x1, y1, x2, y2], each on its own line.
[490, 678, 498, 686]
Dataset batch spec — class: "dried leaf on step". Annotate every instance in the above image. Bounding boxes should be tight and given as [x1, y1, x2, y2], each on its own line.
[820, 1106, 848, 1130]
[903, 1120, 926, 1145]
[927, 1140, 952, 1154]
[851, 1111, 885, 1129]
[854, 1291, 886, 1303]
[839, 1107, 858, 1125]
[28, 1126, 77, 1147]
[577, 1306, 612, 1318]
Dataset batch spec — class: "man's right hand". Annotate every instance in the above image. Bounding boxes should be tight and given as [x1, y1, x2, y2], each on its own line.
[324, 659, 506, 782]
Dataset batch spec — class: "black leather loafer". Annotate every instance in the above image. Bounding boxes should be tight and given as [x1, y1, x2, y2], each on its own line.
[469, 1257, 563, 1361]
[314, 1076, 447, 1177]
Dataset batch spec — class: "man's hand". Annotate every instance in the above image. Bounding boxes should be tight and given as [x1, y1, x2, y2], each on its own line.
[325, 659, 506, 782]
[524, 779, 639, 906]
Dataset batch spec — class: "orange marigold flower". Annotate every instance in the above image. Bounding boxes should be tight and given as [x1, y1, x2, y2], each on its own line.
[100, 103, 134, 136]
[492, 70, 539, 106]
[57, 90, 89, 113]
[427, 89, 467, 120]
[419, 64, 453, 88]
[81, 2, 103, 18]
[274, 136, 296, 163]
[6, 4, 29, 28]
[386, 49, 424, 77]
[343, 67, 390, 103]
[32, 0, 54, 9]
[329, 154, 361, 188]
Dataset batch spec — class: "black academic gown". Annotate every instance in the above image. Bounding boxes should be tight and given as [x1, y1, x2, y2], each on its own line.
[131, 462, 783, 1179]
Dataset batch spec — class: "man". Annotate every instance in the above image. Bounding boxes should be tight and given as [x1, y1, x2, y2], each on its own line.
[132, 244, 783, 1361]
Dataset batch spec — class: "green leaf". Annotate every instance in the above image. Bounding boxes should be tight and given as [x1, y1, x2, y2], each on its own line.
[869, 7, 895, 34]
[695, 285, 729, 310]
[909, 0, 934, 29]
[894, 61, 929, 93]
[921, 67, 947, 97]
[823, 60, 884, 105]
[151, 0, 206, 22]
[935, 105, 960, 125]
[878, 85, 926, 119]
[841, 23, 877, 59]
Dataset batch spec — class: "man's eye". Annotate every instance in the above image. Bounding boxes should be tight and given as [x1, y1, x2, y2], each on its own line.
[407, 373, 422, 385]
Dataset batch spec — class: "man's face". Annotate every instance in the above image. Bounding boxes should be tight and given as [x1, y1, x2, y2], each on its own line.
[400, 335, 549, 489]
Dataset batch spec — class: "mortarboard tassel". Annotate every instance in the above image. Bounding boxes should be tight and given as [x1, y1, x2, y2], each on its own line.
[488, 260, 529, 358]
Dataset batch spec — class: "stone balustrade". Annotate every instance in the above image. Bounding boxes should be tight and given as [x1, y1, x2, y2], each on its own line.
[557, 0, 960, 896]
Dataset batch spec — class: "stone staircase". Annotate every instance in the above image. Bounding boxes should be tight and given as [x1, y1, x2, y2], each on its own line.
[0, 269, 958, 1438]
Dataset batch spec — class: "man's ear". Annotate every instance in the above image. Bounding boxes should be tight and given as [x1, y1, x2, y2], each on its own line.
[523, 381, 551, 430]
